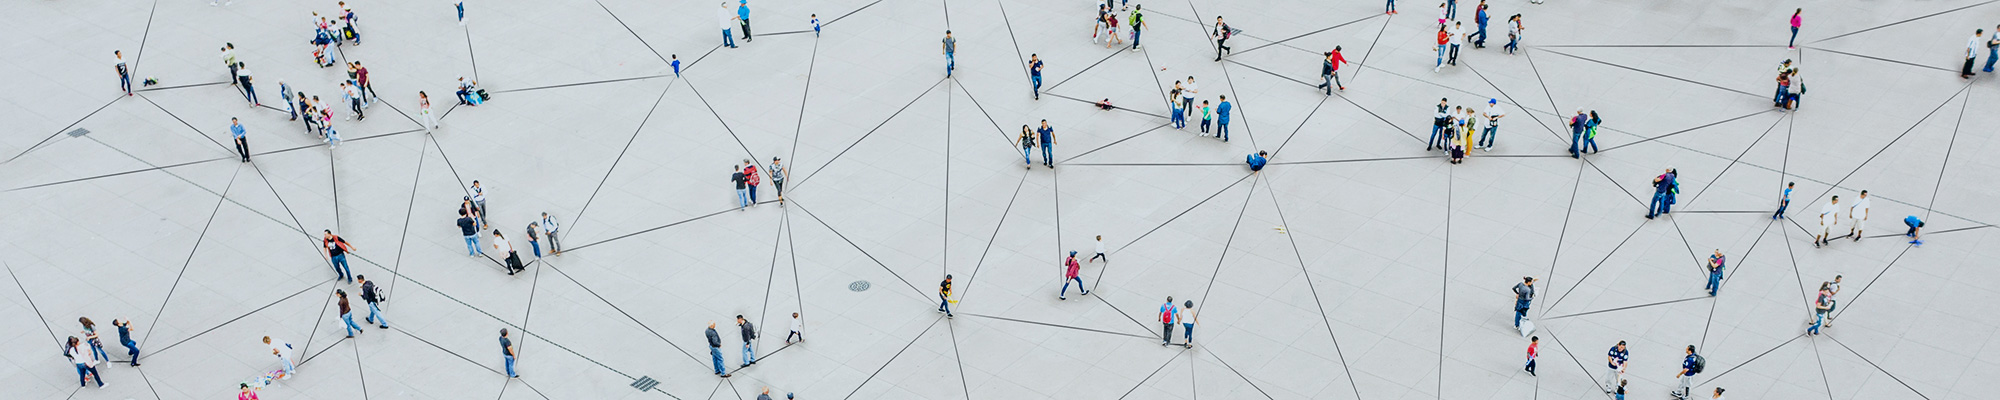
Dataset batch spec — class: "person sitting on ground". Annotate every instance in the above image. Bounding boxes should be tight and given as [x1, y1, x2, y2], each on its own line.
[1246, 150, 1268, 172]
[457, 77, 484, 106]
[1096, 98, 1115, 110]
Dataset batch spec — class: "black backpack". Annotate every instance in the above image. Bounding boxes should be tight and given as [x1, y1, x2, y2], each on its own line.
[1689, 354, 1706, 374]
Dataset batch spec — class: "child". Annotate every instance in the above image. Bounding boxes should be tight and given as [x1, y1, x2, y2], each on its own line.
[1169, 90, 1186, 129]
[1090, 235, 1107, 262]
[1524, 336, 1538, 375]
[1613, 379, 1626, 400]
[1199, 100, 1213, 135]
[1774, 182, 1794, 220]
[1096, 98, 1114, 110]
[786, 312, 803, 343]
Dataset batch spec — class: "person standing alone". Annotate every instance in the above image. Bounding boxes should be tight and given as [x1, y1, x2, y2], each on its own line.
[1673, 345, 1704, 399]
[1788, 9, 1802, 49]
[500, 329, 518, 378]
[1524, 336, 1539, 376]
[938, 275, 955, 317]
[1215, 96, 1233, 142]
[1029, 54, 1044, 99]
[942, 31, 957, 77]
[1060, 251, 1088, 300]
[1513, 277, 1534, 328]
[114, 50, 131, 95]
[231, 118, 252, 162]
[1211, 17, 1233, 61]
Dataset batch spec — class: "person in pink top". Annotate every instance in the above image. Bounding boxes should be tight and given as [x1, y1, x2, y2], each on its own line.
[1789, 9, 1802, 48]
[1060, 251, 1089, 300]
[239, 383, 260, 400]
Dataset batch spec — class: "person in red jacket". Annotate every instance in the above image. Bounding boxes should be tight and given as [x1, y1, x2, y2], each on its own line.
[1060, 251, 1089, 300]
[743, 160, 762, 206]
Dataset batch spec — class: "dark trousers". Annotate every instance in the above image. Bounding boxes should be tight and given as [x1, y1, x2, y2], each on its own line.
[1215, 38, 1230, 59]
[938, 294, 952, 315]
[1448, 44, 1461, 65]
[1525, 358, 1536, 374]
[740, 19, 752, 39]
[1514, 299, 1531, 326]
[1774, 199, 1789, 219]
[351, 98, 365, 119]
[121, 340, 140, 364]
[119, 71, 132, 94]
[243, 82, 258, 104]
[235, 137, 251, 161]
[1162, 323, 1175, 344]
[1475, 23, 1488, 46]
[1089, 252, 1106, 262]
[1965, 57, 1977, 77]
[747, 184, 758, 203]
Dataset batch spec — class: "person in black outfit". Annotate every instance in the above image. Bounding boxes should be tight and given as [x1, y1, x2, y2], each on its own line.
[707, 322, 729, 377]
[457, 209, 480, 257]
[358, 275, 388, 329]
[737, 315, 757, 367]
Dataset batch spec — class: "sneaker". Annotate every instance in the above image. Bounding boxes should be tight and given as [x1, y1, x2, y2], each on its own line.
[1059, 297, 1065, 301]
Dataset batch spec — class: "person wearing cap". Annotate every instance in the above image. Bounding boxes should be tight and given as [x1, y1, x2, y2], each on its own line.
[1061, 251, 1088, 300]
[938, 274, 954, 317]
[1478, 99, 1505, 150]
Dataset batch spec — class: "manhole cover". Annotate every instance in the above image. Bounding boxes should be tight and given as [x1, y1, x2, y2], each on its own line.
[848, 280, 871, 292]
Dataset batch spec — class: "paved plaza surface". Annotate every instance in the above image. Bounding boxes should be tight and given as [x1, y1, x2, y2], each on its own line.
[4, 0, 2000, 399]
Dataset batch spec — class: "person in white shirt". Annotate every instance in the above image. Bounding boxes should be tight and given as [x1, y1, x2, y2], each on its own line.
[494, 230, 523, 274]
[263, 336, 295, 378]
[786, 312, 804, 343]
[1447, 22, 1466, 66]
[1822, 275, 1842, 327]
[1089, 235, 1108, 262]
[114, 50, 131, 95]
[541, 212, 562, 255]
[1847, 190, 1870, 240]
[1478, 99, 1506, 150]
[1965, 29, 1984, 79]
[471, 180, 489, 227]
[1816, 196, 1840, 247]
[718, 2, 739, 48]
[1181, 77, 1199, 117]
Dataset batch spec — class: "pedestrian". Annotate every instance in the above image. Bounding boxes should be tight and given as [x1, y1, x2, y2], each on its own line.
[1169, 87, 1187, 128]
[938, 274, 954, 317]
[812, 14, 820, 36]
[239, 383, 259, 400]
[495, 230, 524, 274]
[420, 91, 438, 131]
[114, 50, 131, 95]
[1478, 99, 1504, 150]
[1211, 16, 1233, 61]
[1199, 100, 1213, 135]
[1965, 29, 1983, 79]
[1029, 54, 1044, 99]
[341, 83, 365, 120]
[1180, 300, 1198, 348]
[1848, 190, 1870, 240]
[500, 328, 518, 378]
[1386, 0, 1397, 14]
[1602, 341, 1628, 393]
[1816, 196, 1840, 247]
[1524, 336, 1538, 376]
[458, 209, 481, 257]
[737, 0, 753, 42]
[672, 54, 681, 76]
[1429, 99, 1451, 151]
[1505, 15, 1523, 54]
[227, 118, 252, 162]
[541, 213, 562, 255]
[1128, 5, 1147, 50]
[1646, 168, 1676, 219]
[707, 322, 729, 377]
[324, 230, 354, 283]
[1037, 120, 1057, 168]
[1822, 275, 1842, 327]
[1773, 182, 1794, 219]
[1215, 95, 1232, 142]
[79, 317, 110, 364]
[1105, 11, 1122, 48]
[737, 315, 758, 366]
[786, 312, 803, 343]
[1434, 25, 1450, 72]
[1090, 235, 1108, 262]
[1673, 345, 1703, 399]
[471, 180, 489, 225]
[1785, 70, 1805, 110]
[1513, 277, 1534, 327]
[1614, 380, 1628, 400]
[1789, 9, 1802, 48]
[359, 275, 388, 328]
[1473, 1, 1489, 47]
[1437, 2, 1449, 26]
[67, 336, 104, 388]
[1247, 150, 1269, 171]
[1093, 4, 1109, 44]
[336, 289, 364, 337]
[1159, 296, 1178, 346]
[1987, 25, 2000, 73]
[1017, 125, 1036, 168]
[1706, 250, 1725, 296]
[456, 1, 465, 25]
[942, 31, 956, 77]
[743, 160, 761, 206]
[718, 2, 739, 48]
[1323, 47, 1349, 93]
[1181, 77, 1199, 117]
[222, 44, 239, 85]
[1566, 109, 1588, 157]
[1904, 215, 1924, 245]
[732, 165, 749, 210]
[113, 319, 139, 366]
[280, 81, 297, 120]
[1581, 110, 1601, 154]
[264, 336, 295, 378]
[1061, 251, 1089, 300]
[1447, 22, 1465, 65]
[238, 63, 260, 107]
[354, 62, 377, 101]
[523, 222, 542, 258]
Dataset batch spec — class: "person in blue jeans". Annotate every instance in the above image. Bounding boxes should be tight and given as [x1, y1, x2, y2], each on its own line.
[1246, 151, 1268, 172]
[942, 31, 956, 77]
[359, 275, 389, 328]
[1566, 109, 1588, 158]
[732, 166, 749, 210]
[718, 2, 737, 48]
[1904, 215, 1925, 245]
[324, 230, 354, 283]
[1646, 168, 1676, 219]
[1985, 25, 1999, 72]
[337, 290, 365, 338]
[1513, 277, 1534, 327]
[1017, 125, 1036, 167]
[114, 319, 140, 366]
[1037, 120, 1056, 168]
[1580, 110, 1602, 154]
[1705, 250, 1725, 296]
[1430, 99, 1451, 151]
[737, 316, 757, 366]
[500, 329, 518, 378]
[458, 210, 480, 257]
[1029, 54, 1044, 99]
[706, 323, 729, 377]
[1215, 96, 1233, 141]
[1472, 2, 1489, 47]
[1773, 182, 1794, 219]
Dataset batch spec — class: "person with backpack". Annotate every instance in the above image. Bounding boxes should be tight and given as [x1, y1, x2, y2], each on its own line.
[358, 275, 388, 329]
[1211, 16, 1233, 61]
[1477, 99, 1505, 151]
[1159, 296, 1179, 346]
[1674, 345, 1704, 399]
[500, 328, 519, 378]
[323, 230, 355, 284]
[1646, 168, 1676, 219]
[525, 222, 542, 258]
[1128, 5, 1147, 51]
[1061, 251, 1089, 300]
[770, 157, 788, 206]
[743, 160, 761, 206]
[737, 315, 758, 367]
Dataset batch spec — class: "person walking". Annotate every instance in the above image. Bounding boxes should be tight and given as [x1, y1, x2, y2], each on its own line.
[238, 63, 260, 107]
[1317, 48, 1347, 94]
[1965, 29, 1983, 79]
[813, 14, 821, 36]
[1505, 15, 1523, 54]
[1524, 336, 1539, 376]
[1211, 16, 1233, 61]
[525, 222, 542, 258]
[942, 31, 957, 77]
[354, 62, 377, 101]
[341, 82, 365, 120]
[1434, 26, 1450, 72]
[1784, 70, 1805, 110]
[1473, 1, 1489, 47]
[420, 91, 438, 131]
[231, 118, 252, 162]
[323, 230, 354, 283]
[1477, 99, 1505, 150]
[1848, 190, 1871, 240]
[470, 181, 489, 226]
[718, 2, 739, 48]
[1773, 182, 1794, 219]
[1092, 4, 1109, 44]
[1018, 125, 1037, 168]
[737, 0, 753, 42]
[1215, 96, 1232, 142]
[500, 328, 518, 378]
[114, 50, 132, 95]
[1985, 25, 2000, 73]
[732, 165, 750, 210]
[672, 54, 682, 76]
[707, 322, 729, 377]
[1808, 282, 1832, 335]
[1029, 54, 1044, 99]
[1159, 296, 1179, 346]
[743, 160, 761, 206]
[1037, 120, 1057, 168]
[1169, 87, 1187, 128]
[786, 312, 803, 343]
[1090, 235, 1108, 263]
[222, 44, 239, 86]
[1706, 250, 1725, 296]
[79, 318, 110, 364]
[67, 337, 104, 388]
[336, 289, 365, 338]
[358, 275, 388, 328]
[1566, 109, 1588, 158]
[1581, 110, 1602, 154]
[1128, 5, 1147, 50]
[737, 315, 758, 367]
[1060, 251, 1088, 300]
[264, 336, 295, 378]
[1821, 275, 1843, 327]
[1181, 77, 1199, 117]
[1673, 345, 1703, 399]
[1602, 341, 1628, 393]
[279, 81, 297, 121]
[938, 274, 954, 317]
[1905, 215, 1926, 245]
[1513, 277, 1534, 327]
[1646, 168, 1676, 219]
[1180, 300, 1198, 348]
[541, 213, 562, 255]
[494, 230, 524, 274]
[458, 209, 480, 257]
[1788, 9, 1802, 48]
[1447, 22, 1465, 65]
[456, 1, 465, 25]
[1815, 196, 1840, 247]
[113, 319, 140, 366]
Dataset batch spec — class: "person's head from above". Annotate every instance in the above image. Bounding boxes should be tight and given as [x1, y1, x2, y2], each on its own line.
[1859, 190, 1868, 198]
[1523, 276, 1534, 285]
[1833, 274, 1843, 283]
[1069, 250, 1077, 257]
[1040, 119, 1049, 128]
[1166, 295, 1174, 303]
[1831, 195, 1839, 204]
[263, 336, 272, 344]
[944, 274, 952, 281]
[1257, 150, 1268, 157]
[736, 315, 745, 323]
[1616, 340, 1626, 350]
[501, 328, 509, 337]
[1184, 300, 1194, 309]
[1686, 345, 1696, 355]
[1489, 98, 1497, 105]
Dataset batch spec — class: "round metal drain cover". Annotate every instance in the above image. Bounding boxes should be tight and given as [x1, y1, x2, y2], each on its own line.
[848, 280, 871, 292]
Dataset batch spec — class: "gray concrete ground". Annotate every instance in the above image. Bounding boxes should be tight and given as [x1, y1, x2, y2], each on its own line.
[2, 0, 1998, 399]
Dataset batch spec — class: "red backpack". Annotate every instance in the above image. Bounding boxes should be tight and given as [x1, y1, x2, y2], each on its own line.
[1159, 305, 1174, 323]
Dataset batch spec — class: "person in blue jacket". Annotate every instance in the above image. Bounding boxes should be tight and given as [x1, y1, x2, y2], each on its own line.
[1246, 151, 1267, 172]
